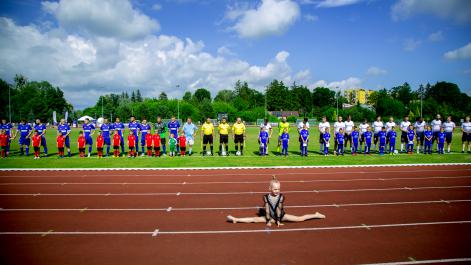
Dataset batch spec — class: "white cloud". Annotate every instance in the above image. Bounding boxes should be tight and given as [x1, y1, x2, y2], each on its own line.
[391, 0, 471, 23]
[152, 4, 162, 11]
[41, 0, 160, 39]
[366, 66, 387, 76]
[0, 16, 304, 109]
[428, 31, 443, 42]
[217, 46, 236, 56]
[316, 0, 363, 8]
[310, 77, 362, 90]
[227, 0, 300, 39]
[444, 43, 471, 60]
[403, 38, 421, 51]
[304, 14, 319, 22]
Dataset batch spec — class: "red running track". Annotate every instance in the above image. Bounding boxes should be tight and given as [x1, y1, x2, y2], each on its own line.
[0, 165, 471, 265]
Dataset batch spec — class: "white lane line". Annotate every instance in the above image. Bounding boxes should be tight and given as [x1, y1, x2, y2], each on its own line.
[1, 168, 470, 178]
[1, 185, 469, 196]
[1, 199, 470, 212]
[1, 175, 470, 185]
[1, 220, 470, 236]
[359, 257, 471, 265]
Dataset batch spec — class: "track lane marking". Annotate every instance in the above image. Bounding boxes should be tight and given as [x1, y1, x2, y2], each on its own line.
[359, 257, 471, 265]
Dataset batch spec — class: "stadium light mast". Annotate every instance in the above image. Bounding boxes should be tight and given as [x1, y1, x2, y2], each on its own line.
[176, 85, 180, 121]
[264, 86, 268, 119]
[8, 84, 11, 123]
[336, 86, 339, 120]
[420, 85, 423, 118]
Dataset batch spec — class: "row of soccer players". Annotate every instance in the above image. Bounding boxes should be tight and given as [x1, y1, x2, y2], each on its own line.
[314, 114, 471, 154]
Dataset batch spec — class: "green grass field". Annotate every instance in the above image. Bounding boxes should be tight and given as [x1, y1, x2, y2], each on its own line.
[1, 126, 470, 168]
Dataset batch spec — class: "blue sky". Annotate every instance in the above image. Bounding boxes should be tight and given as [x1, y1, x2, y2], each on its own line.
[0, 0, 470, 109]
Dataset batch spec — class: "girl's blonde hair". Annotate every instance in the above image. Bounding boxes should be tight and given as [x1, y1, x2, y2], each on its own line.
[269, 175, 280, 187]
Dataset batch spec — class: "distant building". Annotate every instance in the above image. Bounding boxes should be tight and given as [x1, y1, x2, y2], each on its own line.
[344, 88, 374, 104]
[269, 111, 299, 117]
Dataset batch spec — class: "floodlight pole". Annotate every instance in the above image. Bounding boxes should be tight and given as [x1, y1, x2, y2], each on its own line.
[8, 84, 11, 123]
[336, 86, 339, 120]
[176, 85, 180, 121]
[420, 87, 423, 118]
[265, 86, 268, 119]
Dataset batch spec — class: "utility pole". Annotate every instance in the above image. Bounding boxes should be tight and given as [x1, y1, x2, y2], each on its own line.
[101, 96, 104, 118]
[336, 86, 339, 120]
[176, 85, 180, 121]
[8, 84, 11, 123]
[265, 86, 268, 119]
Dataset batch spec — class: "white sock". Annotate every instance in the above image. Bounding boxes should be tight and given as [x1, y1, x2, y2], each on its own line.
[448, 146, 451, 152]
[400, 143, 404, 151]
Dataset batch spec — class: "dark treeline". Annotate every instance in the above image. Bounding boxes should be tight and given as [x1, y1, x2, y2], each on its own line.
[1, 75, 470, 123]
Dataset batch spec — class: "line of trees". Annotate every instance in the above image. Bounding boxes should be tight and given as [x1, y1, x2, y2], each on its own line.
[1, 75, 470, 124]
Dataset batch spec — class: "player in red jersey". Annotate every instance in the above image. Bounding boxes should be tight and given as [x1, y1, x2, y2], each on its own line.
[179, 133, 187, 156]
[145, 132, 153, 156]
[32, 130, 42, 159]
[112, 130, 121, 157]
[96, 131, 105, 158]
[153, 133, 161, 157]
[57, 134, 65, 158]
[127, 131, 137, 158]
[0, 130, 9, 158]
[78, 131, 86, 157]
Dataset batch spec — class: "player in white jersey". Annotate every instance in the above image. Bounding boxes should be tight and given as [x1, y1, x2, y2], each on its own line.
[318, 116, 330, 153]
[461, 116, 471, 153]
[373, 116, 383, 151]
[385, 116, 395, 145]
[430, 114, 442, 151]
[333, 116, 345, 155]
[399, 116, 411, 152]
[442, 116, 455, 153]
[414, 117, 426, 154]
[344, 115, 355, 152]
[358, 118, 369, 151]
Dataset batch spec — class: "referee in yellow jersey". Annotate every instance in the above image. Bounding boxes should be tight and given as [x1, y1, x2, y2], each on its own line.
[218, 117, 230, 156]
[232, 117, 246, 155]
[277, 116, 290, 154]
[201, 117, 214, 156]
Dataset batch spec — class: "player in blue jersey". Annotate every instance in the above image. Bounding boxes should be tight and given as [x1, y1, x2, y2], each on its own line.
[16, 120, 32, 156]
[323, 128, 330, 156]
[100, 118, 113, 156]
[281, 128, 289, 156]
[259, 127, 269, 156]
[364, 127, 372, 154]
[57, 119, 71, 157]
[351, 126, 359, 155]
[407, 125, 415, 154]
[378, 127, 387, 155]
[128, 116, 140, 155]
[167, 116, 180, 153]
[424, 125, 433, 154]
[0, 118, 14, 156]
[300, 124, 309, 156]
[82, 118, 95, 157]
[336, 128, 344, 156]
[387, 126, 397, 155]
[114, 118, 125, 154]
[437, 127, 446, 154]
[34, 119, 48, 156]
[139, 119, 151, 156]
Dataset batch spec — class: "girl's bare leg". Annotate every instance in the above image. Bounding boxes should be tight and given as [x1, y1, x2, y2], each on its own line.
[227, 215, 266, 223]
[282, 212, 326, 222]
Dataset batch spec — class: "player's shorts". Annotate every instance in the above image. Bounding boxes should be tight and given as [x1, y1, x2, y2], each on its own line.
[103, 137, 111, 146]
[58, 147, 64, 153]
[154, 146, 160, 152]
[220, 134, 229, 144]
[147, 146, 153, 150]
[462, 132, 471, 142]
[19, 137, 30, 146]
[401, 132, 408, 143]
[389, 140, 395, 147]
[203, 135, 213, 145]
[181, 146, 186, 152]
[319, 133, 324, 144]
[128, 146, 135, 150]
[432, 131, 439, 143]
[379, 141, 386, 147]
[234, 134, 244, 144]
[33, 146, 40, 152]
[345, 134, 352, 144]
[416, 131, 424, 145]
[85, 136, 93, 145]
[445, 132, 453, 144]
[113, 145, 119, 149]
[97, 147, 103, 152]
[374, 133, 379, 143]
[186, 138, 194, 145]
[79, 148, 85, 153]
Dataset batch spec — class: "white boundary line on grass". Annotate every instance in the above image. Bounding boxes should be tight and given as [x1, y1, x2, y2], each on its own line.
[0, 163, 470, 171]
[0, 220, 470, 236]
[359, 257, 471, 265]
[1, 199, 470, 212]
[1, 175, 470, 185]
[1, 185, 470, 196]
